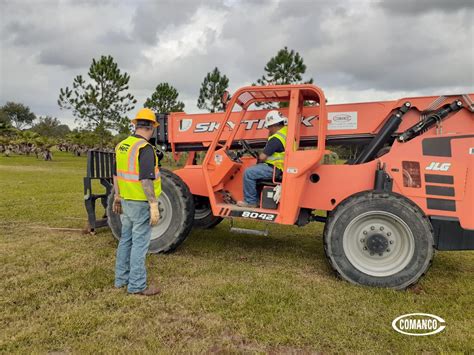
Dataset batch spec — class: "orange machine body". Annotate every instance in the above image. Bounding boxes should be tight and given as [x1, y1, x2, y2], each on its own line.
[160, 85, 473, 238]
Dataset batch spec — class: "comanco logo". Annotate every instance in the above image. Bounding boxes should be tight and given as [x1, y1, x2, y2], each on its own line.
[392, 313, 446, 336]
[332, 114, 352, 122]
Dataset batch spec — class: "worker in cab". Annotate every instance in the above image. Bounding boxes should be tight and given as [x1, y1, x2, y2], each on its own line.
[237, 110, 287, 208]
[112, 108, 162, 296]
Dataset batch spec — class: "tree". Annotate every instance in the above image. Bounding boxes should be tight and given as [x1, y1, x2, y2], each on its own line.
[0, 109, 11, 127]
[0, 124, 17, 137]
[0, 102, 36, 130]
[256, 47, 313, 86]
[57, 55, 137, 146]
[197, 67, 229, 113]
[31, 116, 70, 138]
[145, 82, 185, 114]
[65, 128, 111, 149]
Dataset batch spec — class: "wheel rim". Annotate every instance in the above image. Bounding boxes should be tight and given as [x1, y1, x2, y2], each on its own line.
[150, 191, 173, 241]
[342, 211, 415, 277]
[194, 197, 212, 220]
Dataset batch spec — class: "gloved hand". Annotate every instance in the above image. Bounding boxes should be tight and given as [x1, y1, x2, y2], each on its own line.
[112, 195, 122, 214]
[149, 202, 160, 226]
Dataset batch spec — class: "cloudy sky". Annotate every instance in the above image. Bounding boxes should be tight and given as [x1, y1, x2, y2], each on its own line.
[1, 0, 473, 127]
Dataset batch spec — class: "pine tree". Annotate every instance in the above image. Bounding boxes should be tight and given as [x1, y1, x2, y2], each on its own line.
[257, 47, 313, 86]
[197, 67, 229, 113]
[58, 55, 137, 146]
[145, 83, 185, 113]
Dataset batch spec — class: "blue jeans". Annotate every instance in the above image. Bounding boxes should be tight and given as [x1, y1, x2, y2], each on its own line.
[115, 199, 151, 293]
[243, 163, 274, 204]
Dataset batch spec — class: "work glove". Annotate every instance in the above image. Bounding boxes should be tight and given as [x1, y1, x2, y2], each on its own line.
[112, 195, 122, 214]
[273, 184, 282, 204]
[149, 202, 160, 226]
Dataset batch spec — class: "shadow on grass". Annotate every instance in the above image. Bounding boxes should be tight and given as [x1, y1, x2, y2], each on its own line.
[172, 220, 329, 273]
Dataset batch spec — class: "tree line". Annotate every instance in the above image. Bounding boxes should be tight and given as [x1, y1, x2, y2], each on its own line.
[1, 47, 313, 157]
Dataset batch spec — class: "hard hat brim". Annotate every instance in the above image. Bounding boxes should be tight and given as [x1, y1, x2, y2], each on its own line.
[132, 118, 159, 128]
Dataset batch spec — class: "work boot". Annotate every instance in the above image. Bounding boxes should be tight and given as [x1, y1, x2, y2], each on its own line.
[134, 286, 161, 296]
[236, 201, 257, 208]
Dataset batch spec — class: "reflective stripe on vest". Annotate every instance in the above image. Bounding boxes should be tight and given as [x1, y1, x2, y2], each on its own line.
[265, 126, 287, 170]
[115, 136, 162, 201]
[116, 170, 161, 182]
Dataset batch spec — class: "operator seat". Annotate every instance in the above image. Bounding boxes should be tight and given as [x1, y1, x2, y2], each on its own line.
[256, 167, 283, 186]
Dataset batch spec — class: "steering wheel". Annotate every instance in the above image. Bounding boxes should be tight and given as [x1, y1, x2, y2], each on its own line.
[239, 140, 259, 159]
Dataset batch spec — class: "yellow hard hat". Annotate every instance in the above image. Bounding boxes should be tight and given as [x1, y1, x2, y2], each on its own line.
[132, 108, 159, 127]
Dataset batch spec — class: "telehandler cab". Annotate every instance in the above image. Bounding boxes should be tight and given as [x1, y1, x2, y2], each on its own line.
[84, 84, 474, 289]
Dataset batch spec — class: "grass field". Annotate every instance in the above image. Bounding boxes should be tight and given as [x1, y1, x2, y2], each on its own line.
[1, 152, 473, 353]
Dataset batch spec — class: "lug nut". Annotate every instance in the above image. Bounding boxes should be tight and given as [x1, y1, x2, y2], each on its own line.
[380, 226, 384, 231]
[386, 249, 390, 252]
[387, 232, 392, 236]
[363, 231, 368, 235]
[389, 240, 394, 244]
[371, 226, 375, 230]
[360, 239, 365, 243]
[363, 247, 368, 250]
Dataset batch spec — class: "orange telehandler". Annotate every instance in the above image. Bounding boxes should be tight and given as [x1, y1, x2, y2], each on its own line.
[84, 84, 474, 289]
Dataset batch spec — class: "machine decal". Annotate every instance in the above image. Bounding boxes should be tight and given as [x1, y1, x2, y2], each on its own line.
[241, 119, 266, 130]
[301, 115, 317, 127]
[425, 185, 455, 197]
[424, 174, 454, 184]
[426, 162, 451, 171]
[229, 210, 277, 221]
[214, 154, 223, 165]
[402, 161, 421, 188]
[194, 121, 233, 132]
[328, 112, 358, 130]
[218, 207, 231, 216]
[179, 119, 193, 132]
[427, 198, 456, 212]
[422, 135, 474, 157]
[193, 116, 317, 133]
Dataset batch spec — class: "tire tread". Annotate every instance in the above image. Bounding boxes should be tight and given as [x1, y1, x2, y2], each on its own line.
[323, 191, 434, 289]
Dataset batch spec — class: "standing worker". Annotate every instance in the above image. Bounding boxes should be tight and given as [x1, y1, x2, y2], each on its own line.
[237, 110, 288, 208]
[112, 108, 162, 296]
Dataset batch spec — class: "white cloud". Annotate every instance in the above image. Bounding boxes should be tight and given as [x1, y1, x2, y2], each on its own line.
[143, 7, 227, 66]
[0, 0, 472, 126]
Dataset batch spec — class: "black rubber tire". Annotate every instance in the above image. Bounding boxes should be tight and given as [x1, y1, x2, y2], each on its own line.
[193, 195, 223, 229]
[323, 191, 434, 290]
[107, 168, 195, 253]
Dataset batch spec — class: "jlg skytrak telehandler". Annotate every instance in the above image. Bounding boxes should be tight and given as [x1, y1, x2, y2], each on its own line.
[84, 84, 474, 289]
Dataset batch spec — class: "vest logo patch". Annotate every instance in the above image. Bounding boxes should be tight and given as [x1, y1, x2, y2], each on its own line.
[118, 143, 130, 152]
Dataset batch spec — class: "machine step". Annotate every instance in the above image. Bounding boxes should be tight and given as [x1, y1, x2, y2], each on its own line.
[229, 218, 269, 237]
[229, 227, 269, 237]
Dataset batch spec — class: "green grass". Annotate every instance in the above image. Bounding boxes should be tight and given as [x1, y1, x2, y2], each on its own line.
[1, 152, 473, 353]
